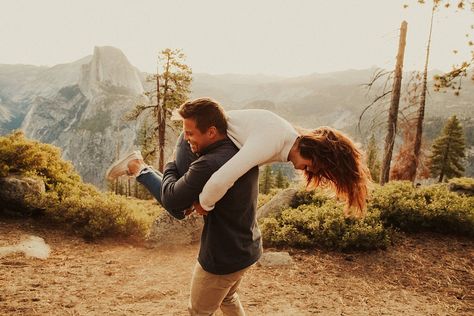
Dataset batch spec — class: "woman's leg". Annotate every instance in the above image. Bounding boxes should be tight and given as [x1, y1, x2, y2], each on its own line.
[136, 167, 163, 203]
[136, 133, 197, 220]
[175, 132, 198, 177]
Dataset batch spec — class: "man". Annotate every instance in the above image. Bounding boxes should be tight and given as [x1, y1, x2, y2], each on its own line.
[105, 97, 261, 314]
[161, 98, 262, 315]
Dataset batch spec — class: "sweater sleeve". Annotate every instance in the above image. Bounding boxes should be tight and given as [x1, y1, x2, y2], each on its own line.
[162, 160, 215, 212]
[198, 137, 280, 211]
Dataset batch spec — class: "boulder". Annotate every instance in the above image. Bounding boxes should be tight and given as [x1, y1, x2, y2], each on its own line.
[146, 212, 203, 247]
[448, 182, 474, 196]
[257, 251, 294, 267]
[0, 175, 45, 216]
[257, 188, 298, 220]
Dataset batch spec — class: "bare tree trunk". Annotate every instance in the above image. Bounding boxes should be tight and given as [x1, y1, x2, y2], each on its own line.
[114, 138, 121, 194]
[411, 6, 435, 183]
[438, 142, 449, 183]
[380, 21, 408, 185]
[158, 56, 171, 172]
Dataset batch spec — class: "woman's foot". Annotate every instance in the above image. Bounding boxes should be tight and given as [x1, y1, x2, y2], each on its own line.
[105, 151, 147, 180]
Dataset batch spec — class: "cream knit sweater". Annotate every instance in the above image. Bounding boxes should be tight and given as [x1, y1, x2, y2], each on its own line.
[199, 109, 299, 211]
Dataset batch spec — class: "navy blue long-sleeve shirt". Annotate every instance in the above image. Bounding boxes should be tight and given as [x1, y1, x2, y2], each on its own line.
[161, 138, 262, 274]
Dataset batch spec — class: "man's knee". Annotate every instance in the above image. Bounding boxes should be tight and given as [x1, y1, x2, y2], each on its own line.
[222, 292, 239, 305]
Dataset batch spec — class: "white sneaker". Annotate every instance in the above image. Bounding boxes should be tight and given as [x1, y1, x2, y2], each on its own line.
[105, 150, 144, 180]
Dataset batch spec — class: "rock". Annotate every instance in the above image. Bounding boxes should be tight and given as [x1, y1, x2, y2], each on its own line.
[0, 175, 45, 216]
[146, 212, 203, 247]
[448, 182, 474, 196]
[257, 252, 294, 267]
[257, 188, 298, 220]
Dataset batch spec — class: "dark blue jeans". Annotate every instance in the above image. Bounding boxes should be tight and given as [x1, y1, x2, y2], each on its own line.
[136, 133, 197, 218]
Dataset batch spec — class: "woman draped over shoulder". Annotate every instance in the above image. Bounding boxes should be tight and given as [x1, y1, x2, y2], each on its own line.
[195, 105, 370, 218]
[106, 98, 370, 218]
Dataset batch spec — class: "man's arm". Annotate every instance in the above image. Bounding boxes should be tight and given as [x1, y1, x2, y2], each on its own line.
[161, 159, 215, 213]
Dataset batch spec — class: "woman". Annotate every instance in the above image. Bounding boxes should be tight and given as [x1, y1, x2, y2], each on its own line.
[106, 98, 370, 218]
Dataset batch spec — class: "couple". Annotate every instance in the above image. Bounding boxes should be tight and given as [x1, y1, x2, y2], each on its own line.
[106, 97, 369, 315]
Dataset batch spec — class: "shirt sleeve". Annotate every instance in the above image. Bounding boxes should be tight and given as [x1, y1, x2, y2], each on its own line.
[161, 159, 215, 212]
[198, 137, 280, 211]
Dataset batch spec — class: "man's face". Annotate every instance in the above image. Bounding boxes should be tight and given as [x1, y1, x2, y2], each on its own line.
[182, 118, 213, 154]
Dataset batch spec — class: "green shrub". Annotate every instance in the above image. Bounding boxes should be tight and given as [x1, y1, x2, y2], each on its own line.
[260, 200, 390, 251]
[1, 131, 162, 239]
[0, 131, 80, 188]
[369, 181, 474, 236]
[290, 187, 331, 208]
[261, 180, 474, 251]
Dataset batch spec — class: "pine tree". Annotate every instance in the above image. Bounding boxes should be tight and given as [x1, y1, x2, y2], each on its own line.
[259, 165, 274, 194]
[366, 134, 381, 183]
[429, 115, 466, 182]
[126, 49, 192, 171]
[275, 169, 289, 189]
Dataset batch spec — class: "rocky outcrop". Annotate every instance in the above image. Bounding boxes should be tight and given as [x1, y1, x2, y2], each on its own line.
[79, 46, 143, 98]
[0, 175, 45, 216]
[448, 181, 474, 196]
[146, 212, 203, 247]
[0, 101, 12, 123]
[257, 252, 294, 267]
[257, 188, 298, 220]
[19, 46, 147, 188]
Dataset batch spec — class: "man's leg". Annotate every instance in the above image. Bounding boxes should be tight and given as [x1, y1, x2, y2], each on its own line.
[220, 277, 246, 315]
[188, 262, 249, 316]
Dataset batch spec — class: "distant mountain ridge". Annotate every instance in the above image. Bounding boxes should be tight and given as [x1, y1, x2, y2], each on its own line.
[1, 46, 472, 186]
[0, 47, 146, 187]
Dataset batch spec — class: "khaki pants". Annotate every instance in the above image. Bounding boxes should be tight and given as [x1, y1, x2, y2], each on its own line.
[188, 262, 250, 316]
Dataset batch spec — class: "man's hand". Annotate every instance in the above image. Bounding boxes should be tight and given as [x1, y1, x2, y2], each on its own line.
[193, 201, 209, 216]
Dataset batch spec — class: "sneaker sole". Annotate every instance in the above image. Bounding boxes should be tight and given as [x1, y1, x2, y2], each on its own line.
[105, 151, 141, 181]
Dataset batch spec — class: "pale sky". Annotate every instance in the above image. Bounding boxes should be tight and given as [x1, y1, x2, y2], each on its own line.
[0, 0, 472, 76]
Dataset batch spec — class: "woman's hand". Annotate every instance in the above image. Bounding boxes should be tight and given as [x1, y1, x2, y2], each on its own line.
[193, 201, 209, 216]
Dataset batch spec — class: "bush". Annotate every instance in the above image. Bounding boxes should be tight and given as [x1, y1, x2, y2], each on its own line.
[0, 131, 80, 188]
[260, 200, 390, 251]
[370, 181, 474, 236]
[260, 180, 474, 251]
[1, 131, 162, 239]
[290, 187, 331, 208]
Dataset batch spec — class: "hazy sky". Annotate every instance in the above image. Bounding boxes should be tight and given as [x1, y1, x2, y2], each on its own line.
[1, 0, 472, 76]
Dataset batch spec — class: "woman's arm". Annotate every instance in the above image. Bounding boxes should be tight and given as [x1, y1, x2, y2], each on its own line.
[198, 138, 279, 211]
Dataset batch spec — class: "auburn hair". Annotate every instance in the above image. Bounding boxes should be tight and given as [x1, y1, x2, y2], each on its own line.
[296, 127, 370, 217]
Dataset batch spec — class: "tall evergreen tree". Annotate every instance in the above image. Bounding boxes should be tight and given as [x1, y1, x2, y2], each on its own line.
[259, 165, 274, 194]
[126, 49, 192, 171]
[429, 115, 466, 182]
[275, 169, 289, 189]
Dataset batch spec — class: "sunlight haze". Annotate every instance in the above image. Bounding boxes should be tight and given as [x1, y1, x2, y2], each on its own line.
[1, 0, 472, 76]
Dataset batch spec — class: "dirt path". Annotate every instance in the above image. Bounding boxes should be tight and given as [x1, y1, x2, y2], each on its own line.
[1, 218, 473, 315]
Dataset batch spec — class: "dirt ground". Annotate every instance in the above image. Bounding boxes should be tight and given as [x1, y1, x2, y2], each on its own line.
[0, 217, 473, 316]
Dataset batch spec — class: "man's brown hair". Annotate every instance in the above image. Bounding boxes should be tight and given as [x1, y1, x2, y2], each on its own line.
[178, 98, 228, 134]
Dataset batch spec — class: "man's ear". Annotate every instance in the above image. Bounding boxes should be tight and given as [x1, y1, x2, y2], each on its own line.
[207, 126, 218, 138]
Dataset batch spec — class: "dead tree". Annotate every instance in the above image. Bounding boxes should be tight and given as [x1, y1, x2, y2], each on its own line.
[380, 21, 408, 185]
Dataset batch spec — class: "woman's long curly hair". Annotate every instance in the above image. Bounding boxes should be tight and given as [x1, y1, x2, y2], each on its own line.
[296, 127, 370, 217]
